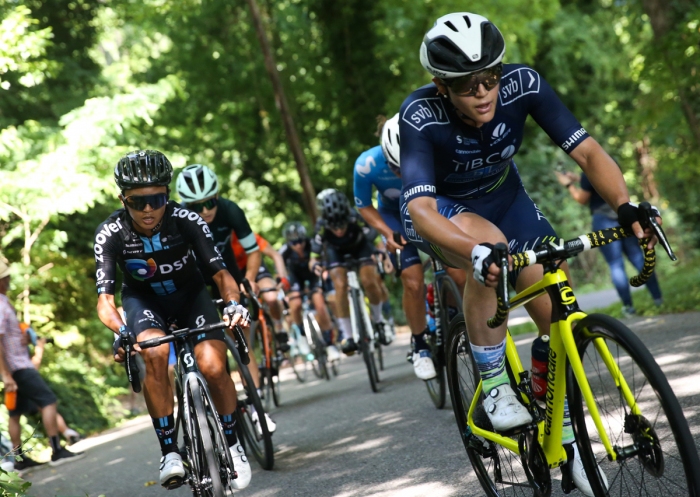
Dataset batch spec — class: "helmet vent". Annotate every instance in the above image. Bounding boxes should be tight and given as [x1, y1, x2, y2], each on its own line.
[463, 15, 471, 28]
[444, 20, 458, 32]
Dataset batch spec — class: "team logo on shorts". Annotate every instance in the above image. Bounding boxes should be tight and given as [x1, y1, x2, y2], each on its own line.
[125, 258, 157, 281]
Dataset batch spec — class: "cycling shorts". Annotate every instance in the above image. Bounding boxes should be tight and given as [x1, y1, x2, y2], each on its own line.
[121, 284, 225, 345]
[256, 264, 273, 283]
[400, 170, 557, 288]
[326, 239, 376, 269]
[377, 206, 422, 270]
[287, 266, 322, 294]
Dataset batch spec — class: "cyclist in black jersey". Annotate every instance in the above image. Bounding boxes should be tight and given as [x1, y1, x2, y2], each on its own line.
[175, 164, 258, 288]
[400, 13, 661, 495]
[308, 189, 389, 355]
[175, 163, 278, 433]
[95, 151, 252, 490]
[280, 222, 340, 361]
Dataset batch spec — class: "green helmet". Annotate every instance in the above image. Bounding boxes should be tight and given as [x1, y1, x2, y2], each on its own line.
[176, 164, 219, 203]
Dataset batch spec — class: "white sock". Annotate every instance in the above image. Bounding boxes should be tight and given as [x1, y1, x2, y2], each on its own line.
[370, 303, 384, 322]
[338, 317, 353, 340]
[273, 319, 284, 331]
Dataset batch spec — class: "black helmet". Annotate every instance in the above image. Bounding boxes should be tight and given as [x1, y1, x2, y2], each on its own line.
[316, 189, 350, 229]
[283, 221, 307, 242]
[114, 150, 173, 190]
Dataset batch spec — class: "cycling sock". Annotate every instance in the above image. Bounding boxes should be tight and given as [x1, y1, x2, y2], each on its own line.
[152, 414, 177, 456]
[49, 435, 62, 455]
[412, 331, 429, 352]
[322, 330, 333, 346]
[470, 339, 510, 394]
[338, 317, 353, 340]
[219, 412, 237, 447]
[273, 319, 284, 331]
[370, 303, 384, 323]
[562, 397, 575, 444]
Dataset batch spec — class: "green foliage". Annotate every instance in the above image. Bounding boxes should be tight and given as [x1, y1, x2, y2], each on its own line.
[0, 469, 31, 497]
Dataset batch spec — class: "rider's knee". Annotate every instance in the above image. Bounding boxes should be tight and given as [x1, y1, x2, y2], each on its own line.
[401, 273, 424, 297]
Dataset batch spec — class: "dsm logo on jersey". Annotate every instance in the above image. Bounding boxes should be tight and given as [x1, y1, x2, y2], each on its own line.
[125, 258, 157, 281]
[402, 98, 450, 131]
[499, 67, 541, 106]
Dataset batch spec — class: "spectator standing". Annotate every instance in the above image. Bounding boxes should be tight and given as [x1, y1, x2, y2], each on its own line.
[555, 170, 663, 314]
[0, 259, 84, 470]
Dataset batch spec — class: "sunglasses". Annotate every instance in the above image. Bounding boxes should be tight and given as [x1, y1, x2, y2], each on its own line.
[186, 197, 218, 213]
[123, 193, 168, 211]
[445, 63, 503, 97]
[289, 238, 304, 246]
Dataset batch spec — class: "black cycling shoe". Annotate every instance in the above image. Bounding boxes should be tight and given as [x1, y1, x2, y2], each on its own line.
[275, 332, 291, 352]
[340, 338, 358, 356]
[375, 322, 393, 346]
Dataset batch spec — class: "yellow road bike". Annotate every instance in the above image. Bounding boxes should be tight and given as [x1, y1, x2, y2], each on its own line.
[446, 203, 700, 496]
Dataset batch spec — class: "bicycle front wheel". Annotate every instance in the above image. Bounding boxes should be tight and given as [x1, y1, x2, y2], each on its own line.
[190, 378, 225, 497]
[428, 274, 461, 409]
[354, 291, 379, 393]
[306, 312, 330, 381]
[569, 314, 700, 497]
[446, 315, 532, 496]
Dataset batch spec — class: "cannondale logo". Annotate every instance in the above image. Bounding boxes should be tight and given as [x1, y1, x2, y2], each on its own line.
[492, 123, 507, 139]
[125, 258, 157, 281]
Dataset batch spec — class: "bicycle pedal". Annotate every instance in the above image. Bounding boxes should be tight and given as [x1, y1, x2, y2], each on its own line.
[161, 475, 185, 490]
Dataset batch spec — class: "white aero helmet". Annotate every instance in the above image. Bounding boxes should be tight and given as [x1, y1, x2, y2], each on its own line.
[419, 13, 506, 79]
[176, 164, 219, 203]
[380, 113, 401, 174]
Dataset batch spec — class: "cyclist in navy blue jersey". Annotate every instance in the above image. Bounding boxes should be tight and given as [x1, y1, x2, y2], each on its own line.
[309, 189, 389, 355]
[354, 114, 435, 380]
[398, 13, 659, 495]
[95, 150, 252, 490]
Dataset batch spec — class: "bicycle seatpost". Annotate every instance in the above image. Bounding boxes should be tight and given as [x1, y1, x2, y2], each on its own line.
[639, 202, 677, 262]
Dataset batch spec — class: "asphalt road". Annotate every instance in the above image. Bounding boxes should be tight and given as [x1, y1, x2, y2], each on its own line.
[23, 311, 700, 497]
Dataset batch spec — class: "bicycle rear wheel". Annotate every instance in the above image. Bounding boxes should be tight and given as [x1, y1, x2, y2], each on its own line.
[189, 378, 225, 497]
[569, 314, 700, 497]
[446, 315, 532, 496]
[226, 335, 274, 470]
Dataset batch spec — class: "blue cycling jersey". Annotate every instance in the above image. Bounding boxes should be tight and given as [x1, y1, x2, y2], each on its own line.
[400, 64, 590, 203]
[353, 145, 402, 212]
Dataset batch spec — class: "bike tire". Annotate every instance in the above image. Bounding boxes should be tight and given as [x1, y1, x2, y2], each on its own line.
[190, 378, 225, 497]
[375, 341, 384, 371]
[568, 314, 700, 497]
[225, 335, 274, 470]
[428, 274, 461, 409]
[446, 315, 532, 496]
[260, 312, 277, 411]
[354, 290, 379, 393]
[306, 312, 330, 381]
[288, 346, 309, 383]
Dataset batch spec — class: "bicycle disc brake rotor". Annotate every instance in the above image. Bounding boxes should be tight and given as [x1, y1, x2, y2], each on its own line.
[626, 413, 664, 477]
[519, 429, 551, 497]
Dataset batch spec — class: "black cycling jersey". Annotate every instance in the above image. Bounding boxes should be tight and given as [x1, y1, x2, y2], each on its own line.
[94, 202, 227, 296]
[280, 239, 312, 273]
[310, 213, 377, 255]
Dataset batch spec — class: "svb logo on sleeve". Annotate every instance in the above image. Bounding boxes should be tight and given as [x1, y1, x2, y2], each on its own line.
[402, 98, 450, 131]
[499, 67, 541, 106]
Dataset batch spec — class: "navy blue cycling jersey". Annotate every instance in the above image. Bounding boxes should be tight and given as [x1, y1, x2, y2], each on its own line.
[400, 64, 589, 203]
[353, 145, 402, 212]
[94, 202, 227, 296]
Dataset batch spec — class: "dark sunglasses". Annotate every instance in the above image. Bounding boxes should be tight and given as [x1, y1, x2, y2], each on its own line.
[445, 63, 503, 97]
[186, 197, 218, 213]
[123, 193, 168, 211]
[289, 238, 304, 246]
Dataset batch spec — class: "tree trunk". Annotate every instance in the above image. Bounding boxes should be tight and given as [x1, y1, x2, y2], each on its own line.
[640, 0, 700, 147]
[635, 136, 660, 202]
[245, 0, 318, 223]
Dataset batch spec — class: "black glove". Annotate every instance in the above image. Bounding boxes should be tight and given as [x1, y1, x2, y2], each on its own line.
[617, 202, 661, 231]
[471, 243, 496, 285]
[224, 300, 250, 326]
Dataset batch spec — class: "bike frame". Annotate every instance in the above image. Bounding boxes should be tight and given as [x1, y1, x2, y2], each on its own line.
[466, 266, 637, 468]
[347, 267, 374, 350]
[430, 258, 447, 351]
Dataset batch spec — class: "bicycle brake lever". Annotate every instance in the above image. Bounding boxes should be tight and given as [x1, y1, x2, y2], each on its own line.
[639, 202, 677, 261]
[120, 329, 142, 393]
[493, 242, 510, 309]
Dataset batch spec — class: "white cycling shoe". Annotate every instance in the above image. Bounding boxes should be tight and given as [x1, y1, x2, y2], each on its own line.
[252, 409, 277, 435]
[297, 335, 311, 357]
[159, 452, 185, 488]
[229, 442, 252, 490]
[483, 384, 533, 432]
[412, 350, 437, 380]
[326, 344, 341, 362]
[570, 443, 609, 496]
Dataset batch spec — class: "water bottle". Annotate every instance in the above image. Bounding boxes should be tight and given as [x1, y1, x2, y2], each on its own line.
[427, 314, 436, 334]
[531, 335, 550, 401]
